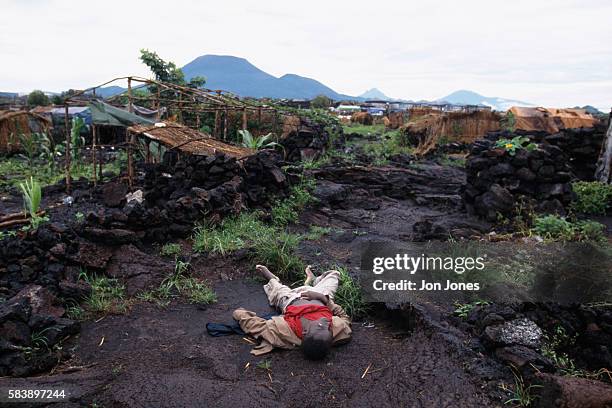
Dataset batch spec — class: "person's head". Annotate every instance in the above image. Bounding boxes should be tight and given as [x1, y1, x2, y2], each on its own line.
[301, 317, 332, 360]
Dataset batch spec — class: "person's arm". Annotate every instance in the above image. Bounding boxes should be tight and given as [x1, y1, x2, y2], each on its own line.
[232, 308, 269, 337]
[327, 299, 350, 321]
[300, 290, 329, 305]
[327, 299, 352, 345]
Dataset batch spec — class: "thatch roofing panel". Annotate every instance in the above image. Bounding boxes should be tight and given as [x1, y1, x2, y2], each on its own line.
[509, 107, 598, 133]
[128, 122, 255, 159]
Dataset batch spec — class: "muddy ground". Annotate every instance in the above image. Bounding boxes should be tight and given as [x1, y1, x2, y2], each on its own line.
[1, 280, 497, 408]
[3, 150, 612, 407]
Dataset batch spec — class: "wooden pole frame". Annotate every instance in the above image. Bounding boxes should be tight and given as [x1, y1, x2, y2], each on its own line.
[64, 105, 71, 193]
[127, 128, 134, 189]
[91, 124, 97, 186]
[223, 107, 228, 140]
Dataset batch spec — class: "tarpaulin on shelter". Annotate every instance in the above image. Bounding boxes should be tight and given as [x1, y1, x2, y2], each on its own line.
[129, 104, 166, 120]
[89, 101, 154, 127]
[509, 107, 598, 133]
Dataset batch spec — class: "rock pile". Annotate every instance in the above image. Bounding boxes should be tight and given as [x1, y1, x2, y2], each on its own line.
[0, 225, 89, 376]
[487, 125, 607, 181]
[465, 302, 612, 407]
[82, 150, 289, 242]
[463, 139, 574, 221]
[280, 117, 330, 162]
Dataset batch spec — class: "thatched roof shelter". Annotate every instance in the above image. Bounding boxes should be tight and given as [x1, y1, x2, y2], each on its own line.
[128, 122, 255, 159]
[402, 109, 501, 155]
[0, 110, 51, 154]
[509, 107, 599, 133]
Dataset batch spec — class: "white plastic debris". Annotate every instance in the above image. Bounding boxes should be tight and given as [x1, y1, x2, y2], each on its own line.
[62, 196, 74, 206]
[125, 190, 144, 204]
[154, 122, 167, 128]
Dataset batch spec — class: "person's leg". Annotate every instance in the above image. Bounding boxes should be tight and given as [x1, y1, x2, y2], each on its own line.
[257, 265, 300, 312]
[311, 270, 340, 299]
[304, 265, 314, 286]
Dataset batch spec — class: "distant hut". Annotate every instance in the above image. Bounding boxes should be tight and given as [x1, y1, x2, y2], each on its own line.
[0, 110, 51, 154]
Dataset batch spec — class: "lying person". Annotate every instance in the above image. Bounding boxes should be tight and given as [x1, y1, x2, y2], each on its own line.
[233, 264, 352, 359]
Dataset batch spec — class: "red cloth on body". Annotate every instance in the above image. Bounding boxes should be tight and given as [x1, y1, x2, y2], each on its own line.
[283, 304, 332, 339]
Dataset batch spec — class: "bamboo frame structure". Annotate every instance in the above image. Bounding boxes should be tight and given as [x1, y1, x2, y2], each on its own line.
[60, 76, 301, 193]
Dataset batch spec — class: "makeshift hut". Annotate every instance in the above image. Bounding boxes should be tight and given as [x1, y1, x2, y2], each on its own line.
[128, 122, 254, 160]
[0, 110, 51, 154]
[509, 107, 598, 133]
[401, 109, 501, 155]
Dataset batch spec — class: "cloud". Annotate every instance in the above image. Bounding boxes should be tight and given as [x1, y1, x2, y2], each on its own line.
[1, 0, 610, 110]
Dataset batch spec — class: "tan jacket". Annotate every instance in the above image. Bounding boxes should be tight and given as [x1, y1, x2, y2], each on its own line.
[232, 300, 352, 355]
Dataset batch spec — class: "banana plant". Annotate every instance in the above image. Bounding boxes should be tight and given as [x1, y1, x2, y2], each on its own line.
[238, 130, 279, 150]
[19, 176, 42, 217]
[19, 177, 47, 229]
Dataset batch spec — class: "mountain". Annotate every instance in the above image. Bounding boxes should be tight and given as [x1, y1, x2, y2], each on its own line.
[440, 90, 534, 111]
[359, 88, 391, 100]
[94, 86, 126, 98]
[182, 55, 355, 100]
[574, 105, 605, 116]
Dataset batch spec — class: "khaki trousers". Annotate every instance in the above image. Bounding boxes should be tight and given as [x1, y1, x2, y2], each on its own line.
[263, 270, 340, 313]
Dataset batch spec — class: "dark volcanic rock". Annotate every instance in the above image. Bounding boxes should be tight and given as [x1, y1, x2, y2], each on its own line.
[482, 318, 543, 348]
[464, 139, 575, 221]
[102, 181, 128, 207]
[535, 373, 612, 408]
[82, 227, 138, 245]
[106, 244, 172, 296]
[67, 241, 114, 269]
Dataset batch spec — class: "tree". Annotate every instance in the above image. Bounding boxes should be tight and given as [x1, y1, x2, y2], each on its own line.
[27, 90, 50, 106]
[51, 94, 63, 105]
[311, 94, 332, 109]
[139, 49, 205, 88]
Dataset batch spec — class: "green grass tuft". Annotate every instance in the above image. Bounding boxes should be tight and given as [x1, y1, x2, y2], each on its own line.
[79, 271, 127, 315]
[333, 266, 367, 319]
[160, 243, 182, 257]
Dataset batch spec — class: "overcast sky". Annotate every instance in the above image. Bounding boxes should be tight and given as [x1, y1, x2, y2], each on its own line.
[2, 0, 611, 110]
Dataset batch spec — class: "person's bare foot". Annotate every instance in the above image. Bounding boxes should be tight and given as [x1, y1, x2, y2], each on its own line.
[256, 265, 277, 281]
[304, 265, 314, 286]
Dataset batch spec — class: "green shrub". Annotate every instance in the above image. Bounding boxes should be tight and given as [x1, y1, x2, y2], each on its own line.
[572, 181, 612, 215]
[532, 215, 606, 242]
[532, 215, 574, 240]
[575, 220, 606, 242]
[494, 136, 536, 156]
